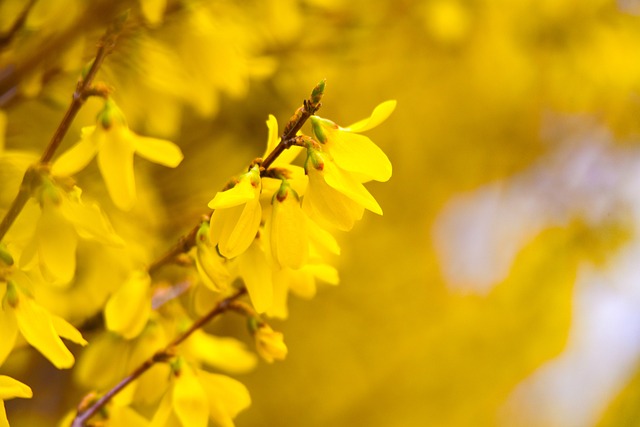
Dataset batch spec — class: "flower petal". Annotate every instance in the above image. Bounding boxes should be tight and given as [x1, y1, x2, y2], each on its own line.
[97, 128, 136, 211]
[14, 298, 75, 369]
[173, 365, 209, 427]
[208, 179, 257, 210]
[51, 127, 100, 176]
[238, 240, 273, 313]
[186, 331, 257, 374]
[0, 304, 18, 367]
[211, 200, 261, 259]
[328, 131, 392, 182]
[343, 100, 397, 133]
[302, 167, 364, 231]
[50, 313, 87, 346]
[0, 376, 32, 400]
[323, 162, 383, 215]
[36, 204, 77, 285]
[104, 271, 151, 339]
[198, 371, 251, 427]
[133, 135, 183, 168]
[271, 192, 308, 269]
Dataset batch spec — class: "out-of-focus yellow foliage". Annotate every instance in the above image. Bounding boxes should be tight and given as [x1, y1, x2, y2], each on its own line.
[3, 0, 640, 426]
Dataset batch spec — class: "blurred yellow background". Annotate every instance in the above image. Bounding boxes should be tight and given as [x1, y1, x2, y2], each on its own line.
[3, 0, 640, 426]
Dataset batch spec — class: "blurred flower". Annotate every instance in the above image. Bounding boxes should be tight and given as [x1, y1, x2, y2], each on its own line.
[208, 165, 262, 259]
[104, 270, 152, 339]
[52, 99, 183, 211]
[151, 361, 250, 427]
[21, 182, 123, 286]
[0, 375, 32, 427]
[0, 278, 87, 369]
[254, 324, 287, 363]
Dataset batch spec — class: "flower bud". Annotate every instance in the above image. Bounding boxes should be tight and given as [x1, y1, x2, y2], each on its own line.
[254, 324, 287, 363]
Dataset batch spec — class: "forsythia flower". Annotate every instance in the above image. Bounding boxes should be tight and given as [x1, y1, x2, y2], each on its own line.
[194, 222, 230, 293]
[0, 278, 87, 369]
[0, 376, 32, 427]
[52, 99, 183, 210]
[21, 182, 123, 285]
[151, 361, 251, 427]
[303, 101, 396, 230]
[269, 182, 308, 269]
[254, 324, 287, 363]
[104, 270, 152, 339]
[208, 165, 262, 259]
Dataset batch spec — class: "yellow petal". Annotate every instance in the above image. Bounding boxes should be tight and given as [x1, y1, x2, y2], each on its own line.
[133, 135, 183, 168]
[302, 167, 364, 231]
[108, 406, 150, 427]
[0, 376, 32, 400]
[323, 161, 383, 215]
[254, 325, 287, 363]
[208, 177, 258, 210]
[97, 127, 136, 211]
[1, 400, 8, 427]
[266, 272, 289, 319]
[173, 365, 209, 427]
[50, 314, 87, 346]
[149, 388, 173, 427]
[196, 245, 230, 293]
[308, 264, 339, 286]
[328, 131, 392, 182]
[306, 216, 340, 256]
[264, 115, 303, 167]
[75, 332, 131, 391]
[51, 127, 99, 176]
[264, 114, 279, 155]
[198, 371, 251, 427]
[59, 189, 124, 246]
[0, 305, 18, 366]
[104, 271, 151, 339]
[139, 0, 167, 25]
[211, 200, 262, 259]
[343, 100, 397, 133]
[238, 240, 273, 313]
[270, 192, 308, 269]
[37, 204, 77, 284]
[14, 298, 75, 369]
[186, 331, 257, 374]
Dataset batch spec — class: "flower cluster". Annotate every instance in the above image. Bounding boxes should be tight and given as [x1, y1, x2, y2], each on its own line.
[0, 76, 394, 427]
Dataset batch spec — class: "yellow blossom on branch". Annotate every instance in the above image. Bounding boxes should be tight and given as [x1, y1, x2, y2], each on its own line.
[254, 324, 288, 363]
[52, 99, 183, 211]
[0, 278, 87, 369]
[208, 165, 262, 259]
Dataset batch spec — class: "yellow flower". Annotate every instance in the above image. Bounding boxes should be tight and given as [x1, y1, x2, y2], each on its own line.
[104, 270, 152, 340]
[151, 361, 251, 427]
[52, 100, 183, 211]
[254, 324, 287, 363]
[208, 165, 262, 259]
[0, 375, 32, 427]
[302, 149, 380, 231]
[236, 238, 273, 314]
[0, 278, 87, 369]
[310, 100, 395, 182]
[182, 330, 257, 375]
[194, 222, 231, 293]
[269, 182, 308, 270]
[21, 183, 123, 286]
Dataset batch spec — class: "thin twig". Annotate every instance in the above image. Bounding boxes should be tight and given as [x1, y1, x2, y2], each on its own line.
[0, 23, 121, 243]
[70, 287, 247, 427]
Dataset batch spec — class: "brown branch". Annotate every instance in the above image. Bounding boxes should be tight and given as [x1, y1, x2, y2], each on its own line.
[0, 21, 122, 243]
[0, 0, 37, 49]
[71, 287, 247, 427]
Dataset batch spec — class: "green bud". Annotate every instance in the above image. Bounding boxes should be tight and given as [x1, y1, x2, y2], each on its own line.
[196, 221, 210, 246]
[305, 148, 325, 172]
[0, 244, 14, 267]
[96, 98, 126, 129]
[4, 280, 19, 308]
[247, 316, 259, 334]
[310, 79, 326, 105]
[310, 116, 327, 143]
